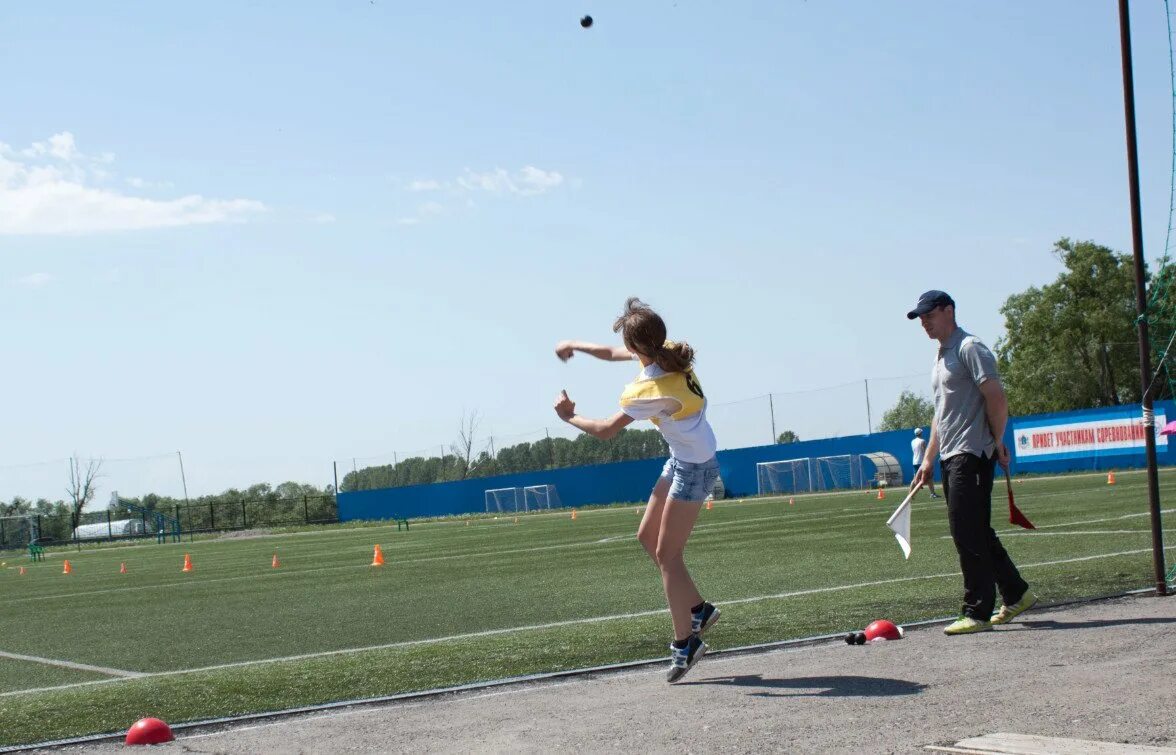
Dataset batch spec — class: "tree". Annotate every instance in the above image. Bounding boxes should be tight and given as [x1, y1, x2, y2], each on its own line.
[450, 410, 481, 480]
[878, 390, 934, 431]
[339, 427, 670, 491]
[66, 456, 102, 533]
[996, 238, 1141, 415]
[776, 431, 800, 444]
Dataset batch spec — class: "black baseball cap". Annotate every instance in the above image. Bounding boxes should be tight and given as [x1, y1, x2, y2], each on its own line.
[906, 290, 955, 319]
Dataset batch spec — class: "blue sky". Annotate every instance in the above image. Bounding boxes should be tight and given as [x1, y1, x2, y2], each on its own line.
[1, 0, 1173, 502]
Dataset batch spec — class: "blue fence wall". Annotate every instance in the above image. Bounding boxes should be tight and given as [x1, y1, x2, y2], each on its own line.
[338, 401, 1176, 522]
[338, 456, 669, 522]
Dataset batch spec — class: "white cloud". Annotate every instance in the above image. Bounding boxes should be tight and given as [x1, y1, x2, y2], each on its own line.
[457, 166, 564, 196]
[0, 132, 265, 235]
[126, 176, 173, 190]
[408, 166, 567, 200]
[21, 132, 81, 161]
[395, 201, 445, 227]
[395, 166, 565, 229]
[516, 166, 564, 194]
[17, 272, 52, 288]
[310, 212, 336, 224]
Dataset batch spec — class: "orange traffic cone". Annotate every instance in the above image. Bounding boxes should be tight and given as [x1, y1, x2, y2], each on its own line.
[876, 489, 886, 501]
[62, 560, 72, 575]
[19, 566, 26, 575]
[1107, 471, 1116, 485]
[371, 545, 385, 567]
[571, 509, 578, 521]
[119, 562, 127, 574]
[705, 500, 713, 510]
[182, 553, 193, 573]
[272, 553, 281, 569]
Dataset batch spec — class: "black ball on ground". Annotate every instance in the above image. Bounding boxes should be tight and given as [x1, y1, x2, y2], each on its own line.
[854, 632, 867, 645]
[580, 15, 593, 28]
[844, 632, 857, 645]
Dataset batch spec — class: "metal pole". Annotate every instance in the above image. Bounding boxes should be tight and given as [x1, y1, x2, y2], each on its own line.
[769, 393, 778, 444]
[332, 461, 339, 497]
[864, 379, 873, 435]
[176, 451, 190, 507]
[1118, 0, 1167, 596]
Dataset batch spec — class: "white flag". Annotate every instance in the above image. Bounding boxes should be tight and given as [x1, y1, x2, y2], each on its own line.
[885, 489, 917, 559]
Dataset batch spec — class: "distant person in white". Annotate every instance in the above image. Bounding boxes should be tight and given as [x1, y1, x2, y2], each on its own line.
[911, 428, 939, 498]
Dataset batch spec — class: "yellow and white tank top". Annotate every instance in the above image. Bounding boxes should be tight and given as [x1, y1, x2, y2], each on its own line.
[619, 363, 718, 463]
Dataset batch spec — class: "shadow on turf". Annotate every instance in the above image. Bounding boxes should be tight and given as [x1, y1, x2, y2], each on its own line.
[1011, 616, 1176, 632]
[685, 674, 926, 698]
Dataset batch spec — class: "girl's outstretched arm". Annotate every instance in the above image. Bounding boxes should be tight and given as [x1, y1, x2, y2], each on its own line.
[554, 390, 635, 440]
[555, 340, 634, 362]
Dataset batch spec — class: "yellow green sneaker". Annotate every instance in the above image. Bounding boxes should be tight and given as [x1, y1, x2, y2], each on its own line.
[991, 590, 1038, 625]
[943, 616, 992, 635]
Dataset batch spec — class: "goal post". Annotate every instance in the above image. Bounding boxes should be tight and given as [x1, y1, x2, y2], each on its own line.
[811, 454, 866, 491]
[522, 484, 561, 511]
[756, 458, 813, 495]
[484, 487, 522, 513]
[0, 515, 38, 552]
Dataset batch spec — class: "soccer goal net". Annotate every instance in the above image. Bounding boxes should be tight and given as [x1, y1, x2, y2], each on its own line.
[0, 515, 38, 551]
[757, 458, 813, 495]
[484, 487, 522, 513]
[811, 454, 866, 491]
[522, 484, 561, 511]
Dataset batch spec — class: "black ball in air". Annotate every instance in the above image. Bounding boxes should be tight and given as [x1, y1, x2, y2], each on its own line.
[580, 15, 593, 28]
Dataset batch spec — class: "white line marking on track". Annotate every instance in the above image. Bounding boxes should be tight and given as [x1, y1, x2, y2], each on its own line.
[2, 544, 1170, 699]
[0, 650, 143, 678]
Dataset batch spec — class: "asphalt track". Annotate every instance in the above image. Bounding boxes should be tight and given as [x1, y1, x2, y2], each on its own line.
[51, 593, 1175, 754]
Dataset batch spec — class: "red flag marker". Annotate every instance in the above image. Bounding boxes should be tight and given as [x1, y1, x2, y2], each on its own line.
[1006, 471, 1035, 529]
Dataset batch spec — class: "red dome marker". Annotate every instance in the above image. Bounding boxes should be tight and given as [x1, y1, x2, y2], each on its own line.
[126, 717, 174, 746]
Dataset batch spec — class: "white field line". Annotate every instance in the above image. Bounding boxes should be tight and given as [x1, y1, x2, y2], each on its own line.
[942, 529, 1176, 539]
[995, 508, 1176, 534]
[2, 544, 1170, 700]
[0, 650, 142, 678]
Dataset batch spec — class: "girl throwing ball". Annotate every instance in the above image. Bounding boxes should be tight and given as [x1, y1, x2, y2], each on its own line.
[554, 297, 720, 683]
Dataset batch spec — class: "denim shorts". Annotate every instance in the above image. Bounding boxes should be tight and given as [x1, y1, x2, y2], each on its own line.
[660, 457, 720, 502]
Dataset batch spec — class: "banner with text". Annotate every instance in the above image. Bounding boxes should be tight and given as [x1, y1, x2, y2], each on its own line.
[1012, 407, 1167, 464]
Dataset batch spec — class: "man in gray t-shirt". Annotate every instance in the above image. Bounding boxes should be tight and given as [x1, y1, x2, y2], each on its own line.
[907, 290, 1036, 635]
